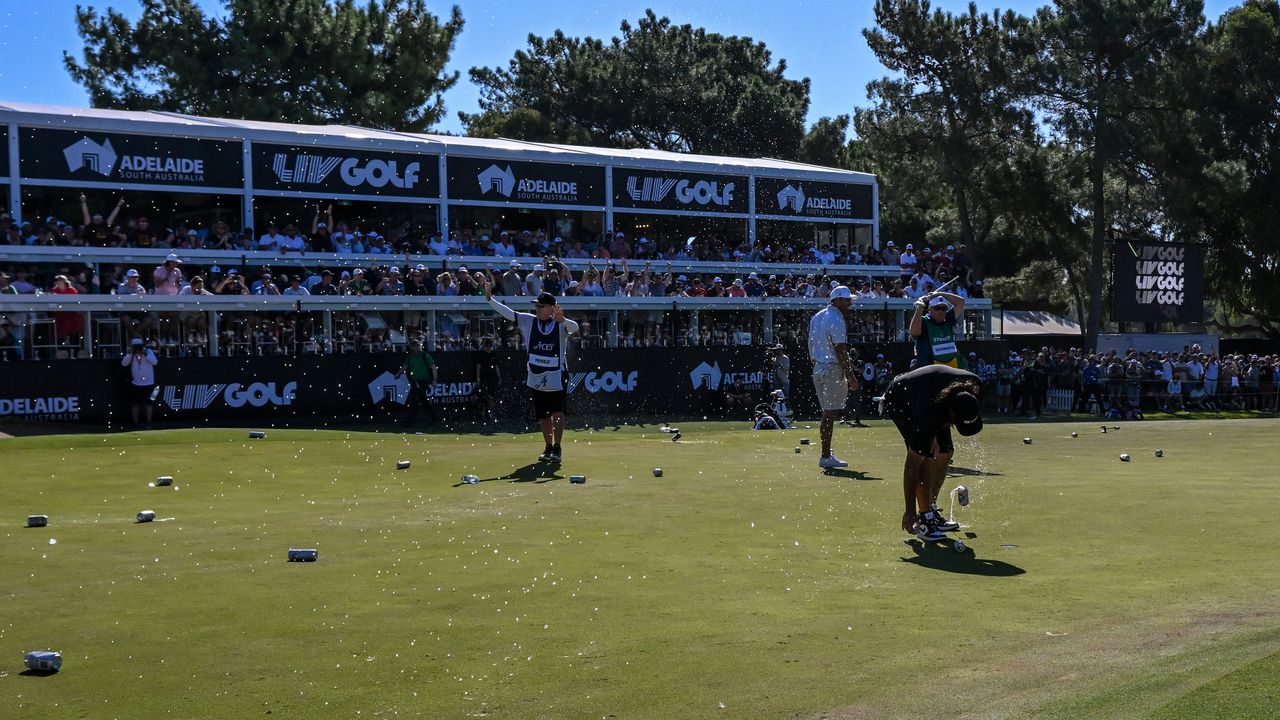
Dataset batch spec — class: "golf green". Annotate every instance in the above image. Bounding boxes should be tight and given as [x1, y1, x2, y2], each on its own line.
[3, 419, 1278, 719]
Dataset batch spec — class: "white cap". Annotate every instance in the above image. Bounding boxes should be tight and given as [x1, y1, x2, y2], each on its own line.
[733, 279, 744, 286]
[830, 285, 853, 299]
[616, 231, 625, 238]
[886, 240, 895, 247]
[947, 245, 955, 251]
[929, 295, 950, 308]
[510, 260, 520, 267]
[534, 264, 545, 272]
[414, 264, 426, 271]
[126, 269, 140, 277]
[906, 244, 914, 250]
[390, 266, 400, 274]
[165, 253, 182, 263]
[712, 276, 723, 283]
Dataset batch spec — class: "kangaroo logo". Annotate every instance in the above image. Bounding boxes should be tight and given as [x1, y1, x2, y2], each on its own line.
[63, 137, 118, 176]
[777, 184, 805, 213]
[478, 164, 516, 196]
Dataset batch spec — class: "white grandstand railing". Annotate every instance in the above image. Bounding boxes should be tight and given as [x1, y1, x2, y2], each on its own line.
[0, 245, 905, 278]
[0, 294, 991, 313]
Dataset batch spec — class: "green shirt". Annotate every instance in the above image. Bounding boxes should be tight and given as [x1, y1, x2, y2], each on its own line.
[405, 352, 436, 383]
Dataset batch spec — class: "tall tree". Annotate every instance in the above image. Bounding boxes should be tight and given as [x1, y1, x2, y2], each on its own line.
[64, 0, 464, 131]
[462, 10, 810, 158]
[861, 0, 1035, 252]
[1027, 0, 1205, 348]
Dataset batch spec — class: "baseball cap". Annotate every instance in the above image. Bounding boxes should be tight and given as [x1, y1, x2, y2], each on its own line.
[389, 267, 400, 274]
[732, 279, 744, 286]
[951, 392, 983, 436]
[532, 291, 556, 306]
[876, 353, 885, 359]
[947, 245, 955, 251]
[906, 244, 914, 250]
[929, 296, 949, 308]
[712, 277, 723, 283]
[125, 269, 140, 278]
[165, 253, 182, 263]
[886, 241, 895, 247]
[130, 338, 144, 346]
[510, 260, 520, 268]
[830, 285, 853, 300]
[534, 264, 545, 272]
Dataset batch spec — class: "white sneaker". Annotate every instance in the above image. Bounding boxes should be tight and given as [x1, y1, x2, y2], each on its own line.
[818, 455, 848, 468]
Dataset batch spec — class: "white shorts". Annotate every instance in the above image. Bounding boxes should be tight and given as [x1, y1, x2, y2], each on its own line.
[812, 362, 849, 411]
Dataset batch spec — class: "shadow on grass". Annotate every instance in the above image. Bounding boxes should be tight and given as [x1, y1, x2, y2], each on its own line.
[900, 539, 1026, 576]
[947, 466, 1003, 477]
[456, 462, 565, 486]
[823, 468, 881, 481]
[19, 669, 59, 677]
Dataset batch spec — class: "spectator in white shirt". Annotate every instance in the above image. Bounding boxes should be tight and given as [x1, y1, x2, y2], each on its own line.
[258, 222, 283, 252]
[494, 232, 517, 257]
[283, 276, 310, 296]
[152, 254, 183, 295]
[117, 269, 146, 296]
[899, 244, 918, 279]
[526, 265, 546, 296]
[427, 234, 450, 255]
[278, 225, 306, 254]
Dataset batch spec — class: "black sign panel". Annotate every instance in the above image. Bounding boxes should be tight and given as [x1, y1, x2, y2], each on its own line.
[0, 125, 8, 178]
[754, 177, 874, 220]
[252, 142, 439, 198]
[612, 170, 748, 214]
[446, 156, 605, 207]
[1113, 242, 1204, 323]
[19, 127, 243, 188]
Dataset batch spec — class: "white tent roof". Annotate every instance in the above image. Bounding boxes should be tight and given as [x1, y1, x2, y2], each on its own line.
[0, 101, 874, 182]
[994, 310, 1083, 336]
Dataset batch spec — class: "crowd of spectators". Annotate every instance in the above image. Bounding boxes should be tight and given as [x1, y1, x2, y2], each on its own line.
[968, 345, 1280, 416]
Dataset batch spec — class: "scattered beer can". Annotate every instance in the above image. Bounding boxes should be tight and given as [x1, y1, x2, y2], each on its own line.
[671, 433, 681, 442]
[800, 438, 811, 445]
[288, 548, 318, 562]
[1071, 432, 1078, 438]
[955, 485, 970, 507]
[136, 510, 156, 523]
[1100, 426, 1107, 434]
[1119, 454, 1131, 462]
[794, 447, 801, 454]
[653, 468, 663, 477]
[154, 476, 173, 487]
[461, 474, 480, 485]
[569, 475, 587, 485]
[27, 515, 48, 528]
[396, 460, 411, 470]
[1023, 437, 1032, 444]
[248, 431, 265, 439]
[1155, 449, 1164, 458]
[24, 651, 62, 672]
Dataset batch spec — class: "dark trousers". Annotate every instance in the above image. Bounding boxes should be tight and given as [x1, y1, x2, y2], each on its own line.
[1076, 384, 1107, 413]
[405, 379, 441, 426]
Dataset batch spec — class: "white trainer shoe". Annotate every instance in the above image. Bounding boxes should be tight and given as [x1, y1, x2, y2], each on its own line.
[818, 455, 849, 468]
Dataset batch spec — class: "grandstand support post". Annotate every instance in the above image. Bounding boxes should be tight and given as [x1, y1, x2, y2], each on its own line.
[82, 311, 93, 357]
[322, 309, 333, 354]
[438, 155, 449, 235]
[426, 310, 437, 352]
[608, 310, 619, 348]
[241, 139, 254, 234]
[690, 310, 700, 346]
[872, 183, 880, 248]
[7, 122, 18, 221]
[604, 165, 614, 233]
[763, 308, 773, 344]
[747, 175, 756, 246]
[208, 310, 219, 357]
[895, 308, 906, 342]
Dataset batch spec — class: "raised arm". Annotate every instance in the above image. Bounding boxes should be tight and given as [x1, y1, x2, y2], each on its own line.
[106, 196, 124, 226]
[482, 271, 516, 321]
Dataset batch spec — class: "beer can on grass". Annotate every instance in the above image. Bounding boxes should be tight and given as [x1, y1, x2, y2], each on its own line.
[653, 468, 663, 477]
[396, 461, 411, 470]
[249, 431, 266, 439]
[27, 515, 48, 528]
[461, 475, 480, 485]
[288, 548, 318, 562]
[955, 485, 970, 507]
[154, 476, 173, 487]
[24, 651, 62, 672]
[569, 475, 587, 485]
[136, 510, 156, 523]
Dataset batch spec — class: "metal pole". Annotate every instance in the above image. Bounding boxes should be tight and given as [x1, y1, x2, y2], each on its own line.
[322, 309, 333, 354]
[763, 307, 773, 344]
[604, 165, 614, 234]
[747, 174, 756, 246]
[7, 122, 20, 221]
[437, 155, 449, 236]
[82, 310, 93, 357]
[208, 310, 220, 357]
[241, 139, 254, 234]
[608, 310, 619, 348]
[426, 310, 437, 352]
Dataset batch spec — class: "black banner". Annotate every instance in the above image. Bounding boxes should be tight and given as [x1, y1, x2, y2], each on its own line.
[252, 143, 439, 198]
[446, 157, 605, 206]
[612, 170, 748, 214]
[1112, 242, 1204, 323]
[0, 342, 1008, 425]
[19, 127, 243, 188]
[754, 177, 874, 220]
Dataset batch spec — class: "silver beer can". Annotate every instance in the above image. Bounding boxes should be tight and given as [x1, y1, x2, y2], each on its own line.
[154, 476, 173, 486]
[24, 651, 62, 672]
[461, 474, 480, 485]
[653, 468, 663, 477]
[955, 485, 969, 507]
[288, 548, 318, 562]
[397, 460, 411, 470]
[136, 510, 156, 523]
[27, 515, 48, 528]
[249, 431, 265, 439]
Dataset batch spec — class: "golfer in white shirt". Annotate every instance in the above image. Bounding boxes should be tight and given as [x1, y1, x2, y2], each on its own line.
[808, 285, 859, 468]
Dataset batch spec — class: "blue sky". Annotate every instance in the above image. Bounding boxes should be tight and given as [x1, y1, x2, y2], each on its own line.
[0, 0, 1240, 134]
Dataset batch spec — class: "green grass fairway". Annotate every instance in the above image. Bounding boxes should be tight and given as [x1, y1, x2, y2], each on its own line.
[3, 419, 1280, 719]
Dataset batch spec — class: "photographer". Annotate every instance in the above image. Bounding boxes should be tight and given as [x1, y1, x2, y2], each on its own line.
[121, 338, 159, 427]
[215, 270, 249, 295]
[767, 343, 791, 400]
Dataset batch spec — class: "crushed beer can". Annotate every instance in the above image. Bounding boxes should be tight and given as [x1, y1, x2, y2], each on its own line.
[27, 515, 48, 528]
[136, 510, 156, 523]
[24, 651, 62, 672]
[653, 468, 663, 477]
[461, 475, 480, 485]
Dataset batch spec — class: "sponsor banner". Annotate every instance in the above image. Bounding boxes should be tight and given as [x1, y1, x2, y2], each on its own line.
[0, 343, 1008, 424]
[612, 170, 748, 214]
[446, 156, 606, 206]
[1113, 242, 1204, 323]
[252, 143, 439, 198]
[19, 127, 243, 188]
[754, 177, 874, 220]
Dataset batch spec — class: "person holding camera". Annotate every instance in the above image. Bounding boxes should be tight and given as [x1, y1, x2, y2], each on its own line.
[482, 272, 579, 464]
[121, 338, 159, 427]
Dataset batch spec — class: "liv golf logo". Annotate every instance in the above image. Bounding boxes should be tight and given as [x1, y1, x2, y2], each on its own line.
[567, 370, 638, 394]
[1131, 244, 1187, 307]
[272, 153, 421, 190]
